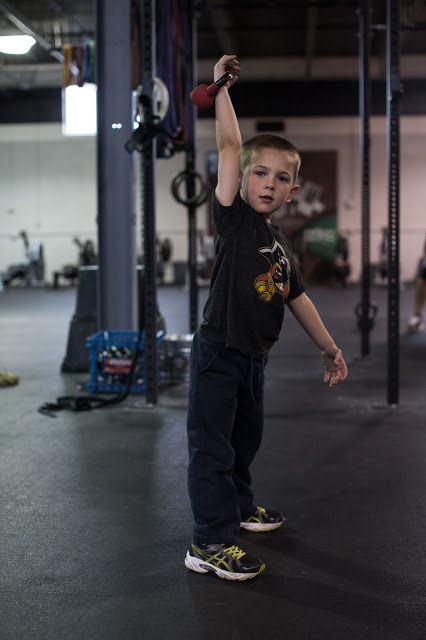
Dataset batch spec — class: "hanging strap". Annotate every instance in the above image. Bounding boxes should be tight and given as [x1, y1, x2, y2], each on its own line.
[38, 392, 127, 417]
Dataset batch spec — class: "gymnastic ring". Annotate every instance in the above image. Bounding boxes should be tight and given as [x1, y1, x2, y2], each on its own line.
[170, 170, 210, 207]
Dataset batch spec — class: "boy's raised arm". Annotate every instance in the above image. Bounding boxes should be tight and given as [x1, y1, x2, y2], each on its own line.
[214, 55, 242, 206]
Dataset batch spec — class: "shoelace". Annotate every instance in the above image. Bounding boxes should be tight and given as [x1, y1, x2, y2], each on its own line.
[223, 545, 246, 560]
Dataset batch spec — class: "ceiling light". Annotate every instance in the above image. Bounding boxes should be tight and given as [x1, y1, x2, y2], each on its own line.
[0, 35, 36, 55]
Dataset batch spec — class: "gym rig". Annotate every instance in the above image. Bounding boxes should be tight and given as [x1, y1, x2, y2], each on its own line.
[59, 0, 402, 409]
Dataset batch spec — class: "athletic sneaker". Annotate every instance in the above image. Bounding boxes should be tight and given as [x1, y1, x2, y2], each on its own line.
[240, 506, 287, 532]
[408, 314, 425, 333]
[184, 541, 266, 581]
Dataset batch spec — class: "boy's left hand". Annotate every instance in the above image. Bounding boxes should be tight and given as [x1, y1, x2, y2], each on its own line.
[321, 347, 348, 387]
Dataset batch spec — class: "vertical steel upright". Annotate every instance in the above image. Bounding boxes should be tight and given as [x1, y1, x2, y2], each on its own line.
[96, 0, 136, 331]
[386, 0, 401, 405]
[140, 0, 158, 405]
[359, 0, 371, 356]
[184, 0, 198, 333]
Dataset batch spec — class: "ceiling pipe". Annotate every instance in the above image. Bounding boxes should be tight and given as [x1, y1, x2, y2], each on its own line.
[210, 1, 358, 8]
[204, 0, 238, 55]
[45, 0, 88, 33]
[0, 0, 78, 73]
[304, 6, 318, 77]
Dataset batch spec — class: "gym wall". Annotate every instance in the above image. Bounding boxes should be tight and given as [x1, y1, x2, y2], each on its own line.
[197, 115, 426, 283]
[0, 123, 189, 282]
[0, 116, 425, 284]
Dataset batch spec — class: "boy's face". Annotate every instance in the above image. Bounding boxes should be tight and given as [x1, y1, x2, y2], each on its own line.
[240, 148, 299, 218]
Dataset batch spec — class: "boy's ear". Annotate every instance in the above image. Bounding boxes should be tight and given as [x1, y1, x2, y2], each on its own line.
[286, 184, 300, 203]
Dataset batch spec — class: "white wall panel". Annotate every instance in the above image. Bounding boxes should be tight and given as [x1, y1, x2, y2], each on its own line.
[1, 118, 425, 284]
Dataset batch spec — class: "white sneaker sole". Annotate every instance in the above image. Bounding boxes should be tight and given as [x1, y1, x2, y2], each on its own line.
[184, 551, 265, 581]
[240, 518, 286, 532]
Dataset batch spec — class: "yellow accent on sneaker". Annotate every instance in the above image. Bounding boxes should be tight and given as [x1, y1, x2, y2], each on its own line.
[240, 506, 286, 532]
[184, 542, 266, 581]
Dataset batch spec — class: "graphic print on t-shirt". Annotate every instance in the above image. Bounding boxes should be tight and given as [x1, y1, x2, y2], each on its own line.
[254, 238, 291, 302]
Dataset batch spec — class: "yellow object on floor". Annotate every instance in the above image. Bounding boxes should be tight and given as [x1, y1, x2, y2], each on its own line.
[0, 371, 19, 386]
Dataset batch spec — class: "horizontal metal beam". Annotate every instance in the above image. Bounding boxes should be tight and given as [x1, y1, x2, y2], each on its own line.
[2, 55, 426, 89]
[197, 55, 426, 81]
[198, 21, 426, 33]
[3, 79, 426, 122]
[210, 1, 358, 7]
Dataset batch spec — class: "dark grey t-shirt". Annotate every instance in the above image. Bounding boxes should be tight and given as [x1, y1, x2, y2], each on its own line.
[199, 192, 305, 357]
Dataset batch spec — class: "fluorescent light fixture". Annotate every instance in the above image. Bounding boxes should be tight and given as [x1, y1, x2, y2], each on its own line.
[0, 35, 36, 55]
[62, 83, 97, 136]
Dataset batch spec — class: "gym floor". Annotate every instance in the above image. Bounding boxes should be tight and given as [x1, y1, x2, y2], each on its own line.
[0, 284, 425, 640]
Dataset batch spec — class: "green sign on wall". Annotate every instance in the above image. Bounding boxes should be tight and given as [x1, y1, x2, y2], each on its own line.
[303, 212, 338, 261]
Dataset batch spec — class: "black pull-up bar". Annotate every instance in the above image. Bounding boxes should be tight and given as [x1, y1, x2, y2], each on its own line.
[358, 0, 372, 358]
[386, 0, 402, 406]
[358, 0, 401, 406]
[140, 0, 159, 406]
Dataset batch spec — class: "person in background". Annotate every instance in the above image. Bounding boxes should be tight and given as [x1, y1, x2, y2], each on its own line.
[407, 234, 426, 333]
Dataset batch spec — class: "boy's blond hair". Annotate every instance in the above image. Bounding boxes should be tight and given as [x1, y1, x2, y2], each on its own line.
[240, 134, 301, 180]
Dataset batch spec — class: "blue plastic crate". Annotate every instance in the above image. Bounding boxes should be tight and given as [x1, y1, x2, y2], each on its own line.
[86, 330, 164, 394]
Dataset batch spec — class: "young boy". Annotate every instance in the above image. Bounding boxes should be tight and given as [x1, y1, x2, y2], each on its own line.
[185, 55, 348, 581]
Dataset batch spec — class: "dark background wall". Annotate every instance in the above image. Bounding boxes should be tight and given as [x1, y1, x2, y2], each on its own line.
[1, 79, 426, 124]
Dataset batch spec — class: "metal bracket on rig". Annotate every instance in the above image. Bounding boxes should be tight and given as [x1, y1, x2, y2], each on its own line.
[354, 301, 378, 332]
[125, 79, 170, 154]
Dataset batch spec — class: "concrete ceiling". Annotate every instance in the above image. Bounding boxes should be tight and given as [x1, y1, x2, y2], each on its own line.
[0, 0, 425, 122]
[0, 0, 425, 90]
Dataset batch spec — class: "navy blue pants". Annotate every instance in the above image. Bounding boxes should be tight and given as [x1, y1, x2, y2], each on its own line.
[187, 333, 267, 545]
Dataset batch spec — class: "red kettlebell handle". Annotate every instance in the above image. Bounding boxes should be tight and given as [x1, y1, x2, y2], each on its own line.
[190, 72, 234, 110]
